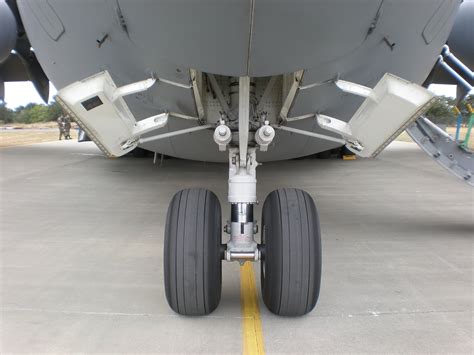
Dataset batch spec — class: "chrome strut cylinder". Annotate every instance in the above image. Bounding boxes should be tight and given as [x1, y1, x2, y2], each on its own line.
[226, 203, 258, 261]
[225, 147, 259, 262]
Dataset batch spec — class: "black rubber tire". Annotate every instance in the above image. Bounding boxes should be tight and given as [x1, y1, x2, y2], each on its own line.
[261, 188, 322, 316]
[164, 188, 222, 316]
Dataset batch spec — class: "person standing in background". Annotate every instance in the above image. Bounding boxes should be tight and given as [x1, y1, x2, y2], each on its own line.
[57, 115, 65, 140]
[63, 116, 72, 140]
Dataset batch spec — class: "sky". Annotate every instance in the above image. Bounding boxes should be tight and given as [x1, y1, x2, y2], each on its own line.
[2, 81, 459, 110]
[4, 82, 58, 109]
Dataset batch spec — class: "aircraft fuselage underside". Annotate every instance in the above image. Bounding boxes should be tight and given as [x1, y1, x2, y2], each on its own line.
[17, 0, 462, 162]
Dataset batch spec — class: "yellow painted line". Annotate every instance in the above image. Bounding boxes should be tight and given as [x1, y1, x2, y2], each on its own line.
[240, 262, 265, 355]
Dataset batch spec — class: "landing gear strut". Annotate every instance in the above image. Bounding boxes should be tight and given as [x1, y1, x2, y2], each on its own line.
[164, 77, 322, 316]
[163, 167, 322, 317]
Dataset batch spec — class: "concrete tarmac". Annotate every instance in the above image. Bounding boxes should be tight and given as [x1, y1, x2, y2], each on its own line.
[1, 140, 472, 353]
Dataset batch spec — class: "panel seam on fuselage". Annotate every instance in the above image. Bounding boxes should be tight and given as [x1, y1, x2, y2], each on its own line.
[246, 0, 256, 76]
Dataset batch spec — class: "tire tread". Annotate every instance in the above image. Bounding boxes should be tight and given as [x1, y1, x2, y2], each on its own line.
[261, 188, 321, 316]
[164, 188, 221, 316]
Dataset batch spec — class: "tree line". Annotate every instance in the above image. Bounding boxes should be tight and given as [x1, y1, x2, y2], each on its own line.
[0, 95, 472, 125]
[425, 95, 472, 125]
[0, 100, 63, 124]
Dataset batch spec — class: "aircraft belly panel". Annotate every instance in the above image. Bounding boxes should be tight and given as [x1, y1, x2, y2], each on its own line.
[117, 0, 250, 77]
[123, 84, 198, 121]
[248, 0, 381, 77]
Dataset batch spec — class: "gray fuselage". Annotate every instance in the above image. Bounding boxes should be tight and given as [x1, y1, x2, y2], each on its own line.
[17, 0, 462, 162]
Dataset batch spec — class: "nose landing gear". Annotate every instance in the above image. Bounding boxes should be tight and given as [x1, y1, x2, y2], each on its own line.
[164, 136, 321, 316]
[164, 76, 322, 316]
[163, 186, 322, 317]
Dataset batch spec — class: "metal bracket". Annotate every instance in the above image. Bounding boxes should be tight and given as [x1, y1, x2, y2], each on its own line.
[190, 69, 205, 122]
[279, 70, 304, 123]
[132, 112, 168, 136]
[334, 80, 374, 99]
[58, 70, 205, 157]
[274, 73, 436, 158]
[139, 124, 213, 145]
[329, 73, 435, 157]
[111, 77, 157, 102]
[239, 76, 250, 167]
[120, 112, 169, 149]
[273, 124, 347, 145]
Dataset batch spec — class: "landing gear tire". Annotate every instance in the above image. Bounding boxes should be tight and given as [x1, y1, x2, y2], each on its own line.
[261, 188, 322, 316]
[164, 188, 222, 316]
